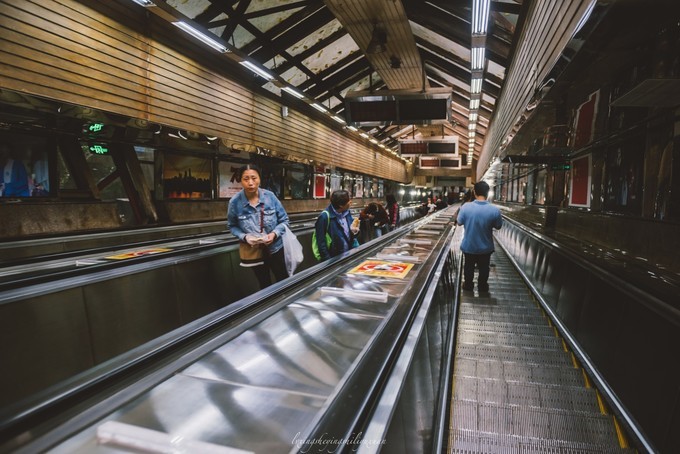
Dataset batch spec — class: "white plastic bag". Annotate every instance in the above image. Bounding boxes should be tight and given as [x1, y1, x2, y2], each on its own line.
[282, 224, 304, 276]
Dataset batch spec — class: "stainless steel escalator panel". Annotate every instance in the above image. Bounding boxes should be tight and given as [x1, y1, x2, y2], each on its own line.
[51, 374, 326, 454]
[325, 272, 412, 299]
[182, 305, 386, 397]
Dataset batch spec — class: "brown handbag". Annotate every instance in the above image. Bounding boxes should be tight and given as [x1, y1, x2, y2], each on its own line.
[238, 205, 266, 267]
[239, 242, 265, 266]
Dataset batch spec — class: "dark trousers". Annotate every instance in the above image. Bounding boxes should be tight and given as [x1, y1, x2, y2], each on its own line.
[252, 247, 288, 290]
[463, 252, 492, 288]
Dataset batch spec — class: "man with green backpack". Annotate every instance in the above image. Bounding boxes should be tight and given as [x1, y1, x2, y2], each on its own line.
[313, 189, 360, 261]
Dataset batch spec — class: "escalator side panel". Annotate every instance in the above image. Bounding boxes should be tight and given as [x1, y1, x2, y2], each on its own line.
[0, 287, 94, 408]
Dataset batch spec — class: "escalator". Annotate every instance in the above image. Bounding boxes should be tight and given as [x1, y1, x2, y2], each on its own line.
[450, 240, 632, 452]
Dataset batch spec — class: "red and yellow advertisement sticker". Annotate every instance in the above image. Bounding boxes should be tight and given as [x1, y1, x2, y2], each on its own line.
[348, 260, 415, 279]
[105, 248, 173, 260]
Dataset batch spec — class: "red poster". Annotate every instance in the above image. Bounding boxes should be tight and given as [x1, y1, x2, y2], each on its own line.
[570, 154, 591, 207]
[314, 174, 326, 198]
[572, 91, 599, 149]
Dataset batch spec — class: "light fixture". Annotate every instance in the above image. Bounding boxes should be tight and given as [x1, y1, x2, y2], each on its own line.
[472, 0, 490, 35]
[173, 21, 228, 53]
[470, 99, 480, 110]
[130, 0, 155, 6]
[311, 103, 327, 113]
[282, 86, 304, 99]
[471, 77, 482, 94]
[366, 24, 387, 54]
[240, 61, 273, 80]
[348, 126, 358, 132]
[469, 112, 478, 122]
[468, 123, 476, 131]
[360, 133, 370, 139]
[471, 47, 485, 70]
[332, 115, 346, 124]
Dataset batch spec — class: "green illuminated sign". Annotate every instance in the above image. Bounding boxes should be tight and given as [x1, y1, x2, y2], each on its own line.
[89, 144, 110, 155]
[88, 122, 105, 133]
[550, 163, 571, 171]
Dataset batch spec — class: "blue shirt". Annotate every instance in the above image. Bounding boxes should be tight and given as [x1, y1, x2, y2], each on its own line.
[227, 188, 289, 254]
[457, 200, 502, 254]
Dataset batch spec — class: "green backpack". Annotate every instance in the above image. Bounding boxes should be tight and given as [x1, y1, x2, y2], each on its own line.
[312, 210, 332, 260]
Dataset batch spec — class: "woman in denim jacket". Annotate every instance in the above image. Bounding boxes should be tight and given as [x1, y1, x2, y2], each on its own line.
[228, 164, 290, 289]
[314, 189, 360, 261]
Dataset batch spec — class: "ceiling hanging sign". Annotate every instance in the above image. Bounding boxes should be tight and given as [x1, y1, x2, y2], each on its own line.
[344, 88, 452, 126]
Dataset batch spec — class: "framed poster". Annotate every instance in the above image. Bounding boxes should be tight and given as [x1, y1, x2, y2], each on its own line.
[570, 154, 591, 207]
[163, 153, 211, 199]
[218, 160, 246, 198]
[314, 174, 327, 198]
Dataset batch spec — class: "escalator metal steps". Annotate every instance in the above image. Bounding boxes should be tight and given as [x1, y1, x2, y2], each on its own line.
[450, 428, 633, 453]
[453, 358, 585, 388]
[451, 401, 630, 453]
[449, 242, 628, 453]
[455, 344, 574, 368]
[453, 376, 602, 413]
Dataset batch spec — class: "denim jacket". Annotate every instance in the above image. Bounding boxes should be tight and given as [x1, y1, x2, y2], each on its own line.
[314, 204, 357, 260]
[227, 188, 289, 254]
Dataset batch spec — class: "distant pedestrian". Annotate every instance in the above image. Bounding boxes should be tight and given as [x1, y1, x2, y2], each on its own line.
[313, 189, 360, 261]
[457, 181, 502, 292]
[385, 193, 400, 231]
[452, 189, 474, 225]
[359, 201, 389, 239]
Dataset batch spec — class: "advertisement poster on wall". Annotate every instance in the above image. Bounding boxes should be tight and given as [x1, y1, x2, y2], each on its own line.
[570, 154, 591, 207]
[163, 153, 211, 199]
[330, 172, 342, 192]
[218, 160, 246, 198]
[314, 174, 326, 198]
[1, 133, 52, 198]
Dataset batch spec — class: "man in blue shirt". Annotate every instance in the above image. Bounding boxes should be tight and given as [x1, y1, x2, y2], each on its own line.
[457, 181, 502, 292]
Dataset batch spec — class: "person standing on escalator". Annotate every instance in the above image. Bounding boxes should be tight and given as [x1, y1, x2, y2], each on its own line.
[457, 181, 502, 292]
[227, 164, 290, 290]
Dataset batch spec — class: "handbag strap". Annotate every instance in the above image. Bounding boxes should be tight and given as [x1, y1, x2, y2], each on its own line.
[260, 204, 264, 233]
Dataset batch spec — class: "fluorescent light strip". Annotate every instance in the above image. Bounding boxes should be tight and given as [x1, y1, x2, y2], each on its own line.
[332, 116, 346, 124]
[360, 133, 370, 139]
[471, 47, 485, 70]
[173, 22, 228, 53]
[471, 77, 482, 94]
[468, 131, 476, 138]
[131, 0, 155, 6]
[472, 0, 490, 35]
[468, 123, 476, 131]
[348, 126, 358, 132]
[311, 103, 327, 113]
[470, 99, 480, 110]
[240, 61, 273, 80]
[469, 112, 478, 122]
[282, 86, 304, 99]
